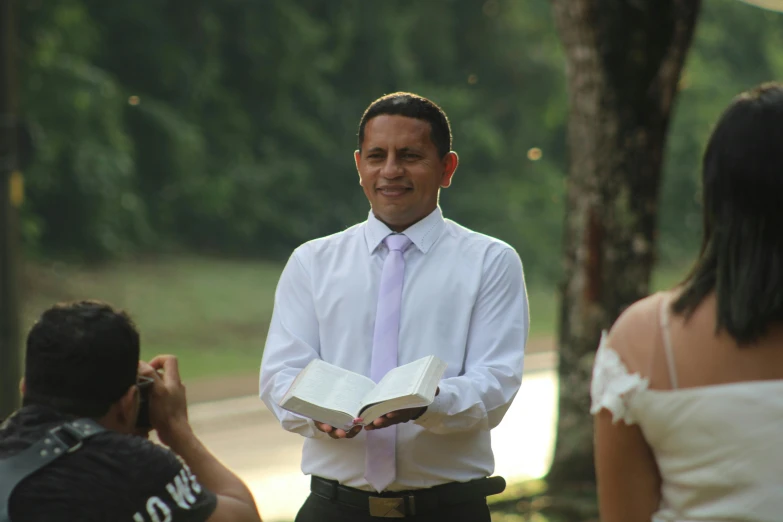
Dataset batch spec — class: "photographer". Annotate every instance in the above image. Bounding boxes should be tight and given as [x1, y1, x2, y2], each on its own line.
[0, 300, 262, 522]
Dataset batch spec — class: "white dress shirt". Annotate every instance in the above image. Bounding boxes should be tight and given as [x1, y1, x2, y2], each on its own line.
[259, 207, 529, 491]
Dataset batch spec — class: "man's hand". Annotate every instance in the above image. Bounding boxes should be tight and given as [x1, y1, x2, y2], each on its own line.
[138, 355, 191, 447]
[363, 407, 426, 431]
[315, 422, 363, 439]
[364, 387, 438, 431]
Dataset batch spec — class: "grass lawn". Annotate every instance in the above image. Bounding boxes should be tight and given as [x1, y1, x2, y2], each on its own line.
[22, 257, 280, 380]
[21, 255, 692, 381]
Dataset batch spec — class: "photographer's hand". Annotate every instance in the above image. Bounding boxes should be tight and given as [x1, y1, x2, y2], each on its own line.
[140, 355, 261, 522]
[140, 355, 190, 446]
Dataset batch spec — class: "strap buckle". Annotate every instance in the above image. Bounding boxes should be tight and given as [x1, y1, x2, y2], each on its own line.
[48, 421, 95, 454]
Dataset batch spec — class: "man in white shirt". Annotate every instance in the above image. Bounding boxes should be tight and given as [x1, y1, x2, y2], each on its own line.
[259, 92, 529, 522]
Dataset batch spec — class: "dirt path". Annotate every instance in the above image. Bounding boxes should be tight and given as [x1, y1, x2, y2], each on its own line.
[187, 336, 556, 404]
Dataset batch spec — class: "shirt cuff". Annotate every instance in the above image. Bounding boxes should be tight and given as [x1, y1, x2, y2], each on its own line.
[413, 392, 449, 429]
[282, 412, 329, 439]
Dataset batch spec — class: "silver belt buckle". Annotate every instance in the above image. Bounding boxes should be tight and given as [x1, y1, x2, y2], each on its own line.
[368, 496, 407, 517]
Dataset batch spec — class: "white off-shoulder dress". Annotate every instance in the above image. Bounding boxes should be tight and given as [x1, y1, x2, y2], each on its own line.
[590, 297, 783, 522]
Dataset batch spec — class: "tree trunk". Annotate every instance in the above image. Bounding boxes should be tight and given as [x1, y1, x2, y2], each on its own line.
[0, 0, 22, 420]
[547, 0, 701, 487]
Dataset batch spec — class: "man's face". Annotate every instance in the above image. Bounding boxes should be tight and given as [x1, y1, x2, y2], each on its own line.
[355, 115, 458, 231]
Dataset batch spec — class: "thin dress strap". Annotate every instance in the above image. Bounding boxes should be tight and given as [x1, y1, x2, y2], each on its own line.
[658, 293, 679, 390]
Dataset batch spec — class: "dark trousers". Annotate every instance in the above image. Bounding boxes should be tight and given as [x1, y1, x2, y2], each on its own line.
[294, 492, 491, 522]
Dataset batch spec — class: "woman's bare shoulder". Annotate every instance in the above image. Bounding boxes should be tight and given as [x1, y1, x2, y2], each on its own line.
[605, 292, 670, 375]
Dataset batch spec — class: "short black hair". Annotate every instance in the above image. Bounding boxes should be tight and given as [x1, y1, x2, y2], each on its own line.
[357, 92, 453, 158]
[23, 300, 140, 417]
[672, 82, 783, 344]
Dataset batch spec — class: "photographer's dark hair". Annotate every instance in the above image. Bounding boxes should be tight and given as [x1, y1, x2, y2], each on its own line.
[357, 92, 452, 158]
[672, 82, 783, 344]
[23, 300, 140, 417]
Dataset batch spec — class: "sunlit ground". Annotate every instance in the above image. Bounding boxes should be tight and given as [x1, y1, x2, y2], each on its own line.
[209, 367, 558, 522]
[492, 368, 557, 482]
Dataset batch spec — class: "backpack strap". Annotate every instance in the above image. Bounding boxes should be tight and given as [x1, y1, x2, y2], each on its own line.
[0, 418, 105, 522]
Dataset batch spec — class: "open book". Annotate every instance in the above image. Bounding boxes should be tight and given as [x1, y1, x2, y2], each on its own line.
[279, 355, 447, 429]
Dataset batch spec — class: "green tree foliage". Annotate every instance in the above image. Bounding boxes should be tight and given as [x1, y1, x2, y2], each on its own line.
[658, 0, 783, 263]
[17, 0, 567, 279]
[19, 0, 150, 259]
[16, 0, 782, 282]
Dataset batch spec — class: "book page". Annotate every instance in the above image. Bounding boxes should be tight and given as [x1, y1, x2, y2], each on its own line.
[359, 356, 446, 414]
[359, 396, 432, 425]
[284, 359, 376, 420]
[280, 396, 356, 428]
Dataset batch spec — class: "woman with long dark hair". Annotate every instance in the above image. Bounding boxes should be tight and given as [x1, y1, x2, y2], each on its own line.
[591, 82, 783, 522]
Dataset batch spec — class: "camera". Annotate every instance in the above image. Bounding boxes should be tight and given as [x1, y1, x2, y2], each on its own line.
[136, 376, 155, 429]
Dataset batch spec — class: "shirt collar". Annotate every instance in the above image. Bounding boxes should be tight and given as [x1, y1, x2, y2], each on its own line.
[364, 207, 446, 255]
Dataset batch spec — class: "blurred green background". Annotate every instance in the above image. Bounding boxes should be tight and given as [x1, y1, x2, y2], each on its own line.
[17, 0, 783, 379]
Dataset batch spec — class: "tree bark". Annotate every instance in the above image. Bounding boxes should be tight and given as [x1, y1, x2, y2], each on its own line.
[547, 0, 701, 486]
[0, 0, 22, 420]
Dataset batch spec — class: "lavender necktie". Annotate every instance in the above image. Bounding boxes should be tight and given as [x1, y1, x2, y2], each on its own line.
[365, 233, 412, 492]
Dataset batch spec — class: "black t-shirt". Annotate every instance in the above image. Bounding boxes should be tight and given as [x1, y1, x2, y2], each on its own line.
[0, 406, 218, 522]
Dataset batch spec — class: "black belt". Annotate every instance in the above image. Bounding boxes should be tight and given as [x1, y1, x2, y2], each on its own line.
[310, 475, 506, 518]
